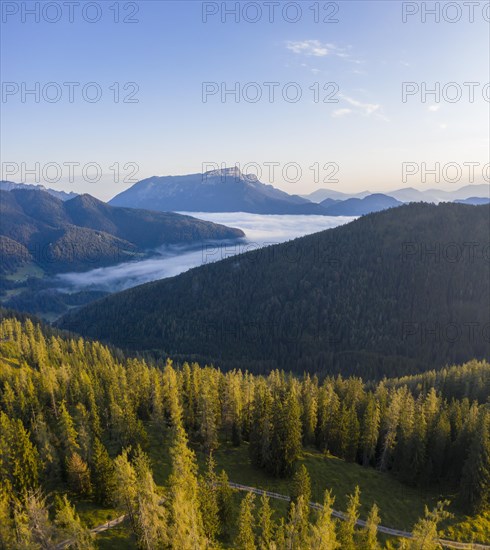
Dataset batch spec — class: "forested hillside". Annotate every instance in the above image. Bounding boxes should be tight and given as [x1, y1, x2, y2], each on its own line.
[0, 189, 244, 274]
[0, 313, 489, 548]
[60, 203, 490, 378]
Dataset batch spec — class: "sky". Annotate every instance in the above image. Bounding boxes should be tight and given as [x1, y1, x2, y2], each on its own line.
[1, 0, 489, 200]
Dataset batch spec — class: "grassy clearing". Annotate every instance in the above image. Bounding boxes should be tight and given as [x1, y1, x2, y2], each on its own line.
[70, 425, 489, 547]
[5, 263, 44, 281]
[144, 426, 490, 545]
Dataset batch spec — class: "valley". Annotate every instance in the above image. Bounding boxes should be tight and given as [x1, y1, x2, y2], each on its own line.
[3, 3, 489, 548]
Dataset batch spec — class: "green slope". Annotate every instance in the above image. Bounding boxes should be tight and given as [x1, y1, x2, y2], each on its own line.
[60, 202, 490, 378]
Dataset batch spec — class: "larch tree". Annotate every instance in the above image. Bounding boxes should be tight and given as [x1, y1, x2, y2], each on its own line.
[237, 492, 256, 550]
[55, 494, 95, 550]
[258, 491, 275, 550]
[309, 489, 339, 550]
[338, 486, 361, 550]
[409, 501, 451, 550]
[361, 503, 381, 550]
[167, 413, 206, 549]
[133, 448, 168, 550]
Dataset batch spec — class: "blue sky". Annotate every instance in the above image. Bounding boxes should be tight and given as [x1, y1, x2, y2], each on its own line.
[1, 0, 489, 200]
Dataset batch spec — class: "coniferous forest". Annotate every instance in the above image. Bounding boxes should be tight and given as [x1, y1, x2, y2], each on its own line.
[1, 313, 489, 549]
[59, 203, 490, 379]
[3, 0, 489, 548]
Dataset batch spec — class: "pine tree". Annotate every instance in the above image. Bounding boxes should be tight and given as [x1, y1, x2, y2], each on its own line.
[237, 492, 256, 550]
[55, 494, 95, 550]
[309, 489, 339, 550]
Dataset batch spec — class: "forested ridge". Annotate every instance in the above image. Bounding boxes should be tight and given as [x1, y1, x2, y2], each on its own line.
[0, 189, 244, 274]
[0, 314, 489, 548]
[60, 202, 490, 378]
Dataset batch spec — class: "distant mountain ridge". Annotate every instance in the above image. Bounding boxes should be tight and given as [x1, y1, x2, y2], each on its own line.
[0, 189, 244, 274]
[320, 193, 402, 216]
[0, 180, 78, 201]
[5, 175, 489, 217]
[305, 184, 490, 204]
[109, 168, 329, 215]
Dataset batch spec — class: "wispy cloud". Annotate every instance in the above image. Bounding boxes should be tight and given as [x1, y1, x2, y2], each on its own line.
[340, 95, 380, 116]
[286, 40, 359, 63]
[334, 94, 389, 121]
[332, 108, 352, 118]
[286, 40, 332, 57]
[428, 105, 441, 112]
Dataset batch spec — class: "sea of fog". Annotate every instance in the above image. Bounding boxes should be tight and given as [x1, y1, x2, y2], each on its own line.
[56, 213, 355, 293]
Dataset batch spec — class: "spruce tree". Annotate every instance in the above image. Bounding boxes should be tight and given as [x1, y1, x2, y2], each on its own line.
[91, 438, 116, 506]
[461, 409, 490, 513]
[199, 453, 220, 542]
[360, 395, 380, 466]
[216, 469, 235, 541]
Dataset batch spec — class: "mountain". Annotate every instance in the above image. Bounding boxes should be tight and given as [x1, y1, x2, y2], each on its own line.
[59, 203, 490, 378]
[109, 167, 326, 215]
[305, 184, 490, 204]
[384, 187, 431, 203]
[0, 180, 78, 201]
[301, 188, 371, 203]
[320, 193, 402, 215]
[455, 197, 490, 205]
[0, 189, 244, 274]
